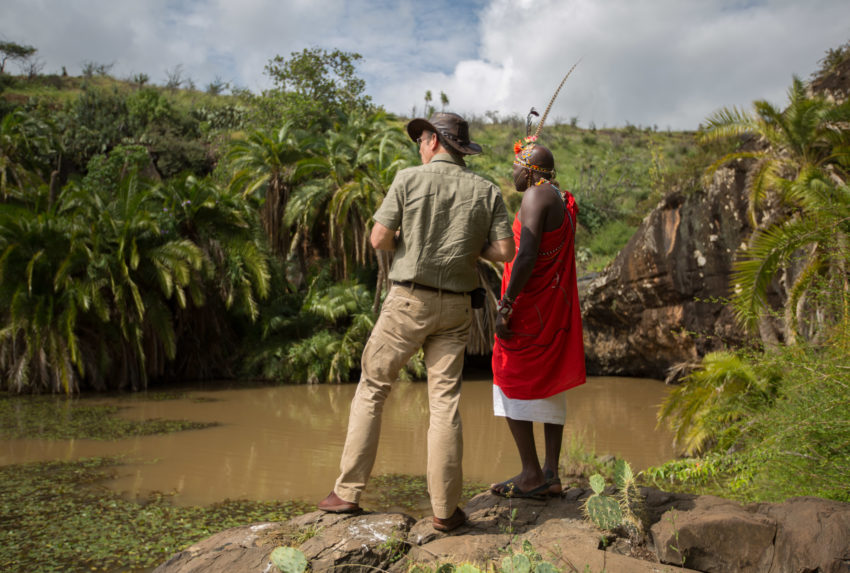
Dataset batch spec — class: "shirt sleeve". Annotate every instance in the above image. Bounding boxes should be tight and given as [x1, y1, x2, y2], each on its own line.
[489, 189, 513, 243]
[373, 176, 403, 230]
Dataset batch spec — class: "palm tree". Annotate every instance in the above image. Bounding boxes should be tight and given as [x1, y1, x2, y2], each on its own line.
[156, 174, 271, 320]
[62, 170, 207, 390]
[290, 110, 411, 279]
[0, 149, 250, 392]
[658, 351, 778, 455]
[154, 174, 272, 379]
[699, 76, 850, 343]
[227, 122, 305, 256]
[0, 203, 85, 392]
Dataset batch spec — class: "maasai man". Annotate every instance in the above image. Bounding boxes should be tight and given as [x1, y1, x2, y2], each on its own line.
[490, 139, 586, 498]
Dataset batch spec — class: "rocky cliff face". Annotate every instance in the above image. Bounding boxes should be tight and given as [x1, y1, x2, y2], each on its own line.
[579, 49, 850, 380]
[580, 161, 754, 380]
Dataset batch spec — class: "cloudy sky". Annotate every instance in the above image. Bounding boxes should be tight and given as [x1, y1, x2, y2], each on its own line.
[3, 0, 848, 130]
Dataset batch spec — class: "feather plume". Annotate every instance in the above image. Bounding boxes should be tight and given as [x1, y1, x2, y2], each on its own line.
[533, 59, 581, 140]
[526, 107, 539, 137]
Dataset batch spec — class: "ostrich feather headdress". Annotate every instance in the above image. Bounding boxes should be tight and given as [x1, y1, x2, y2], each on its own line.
[514, 59, 581, 170]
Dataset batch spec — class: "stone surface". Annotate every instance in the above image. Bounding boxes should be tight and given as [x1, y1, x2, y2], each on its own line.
[154, 489, 850, 573]
[651, 498, 776, 572]
[580, 163, 754, 380]
[758, 497, 850, 573]
[297, 512, 416, 572]
[152, 522, 278, 573]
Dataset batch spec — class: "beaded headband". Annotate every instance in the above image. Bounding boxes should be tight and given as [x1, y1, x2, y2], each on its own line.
[513, 144, 555, 177]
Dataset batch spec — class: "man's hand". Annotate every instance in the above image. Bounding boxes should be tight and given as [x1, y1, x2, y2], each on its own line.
[494, 314, 513, 340]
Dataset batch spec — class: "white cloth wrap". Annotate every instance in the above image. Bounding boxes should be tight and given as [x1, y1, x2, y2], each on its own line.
[492, 385, 567, 425]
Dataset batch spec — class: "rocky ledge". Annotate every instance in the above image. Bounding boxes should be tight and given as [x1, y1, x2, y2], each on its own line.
[154, 487, 850, 573]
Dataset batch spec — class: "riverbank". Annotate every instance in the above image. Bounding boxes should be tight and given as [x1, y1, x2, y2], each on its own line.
[153, 488, 850, 573]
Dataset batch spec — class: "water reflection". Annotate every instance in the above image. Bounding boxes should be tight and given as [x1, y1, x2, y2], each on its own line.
[0, 376, 675, 506]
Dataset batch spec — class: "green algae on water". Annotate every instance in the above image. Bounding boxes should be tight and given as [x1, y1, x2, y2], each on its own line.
[0, 394, 217, 440]
[0, 457, 312, 573]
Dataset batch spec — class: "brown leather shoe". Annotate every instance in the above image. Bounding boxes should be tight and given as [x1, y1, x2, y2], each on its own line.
[432, 507, 466, 532]
[318, 490, 361, 513]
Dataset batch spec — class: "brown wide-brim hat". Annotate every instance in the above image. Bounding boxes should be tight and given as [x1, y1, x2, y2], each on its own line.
[406, 112, 482, 156]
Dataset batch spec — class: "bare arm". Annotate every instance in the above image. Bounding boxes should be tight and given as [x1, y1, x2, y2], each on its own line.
[503, 188, 550, 300]
[480, 236, 516, 262]
[495, 187, 551, 339]
[370, 221, 396, 251]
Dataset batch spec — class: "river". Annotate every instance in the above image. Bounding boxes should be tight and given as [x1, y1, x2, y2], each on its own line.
[0, 374, 675, 507]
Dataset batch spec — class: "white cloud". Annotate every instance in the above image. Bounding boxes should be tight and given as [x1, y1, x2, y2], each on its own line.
[2, 0, 848, 129]
[376, 0, 849, 129]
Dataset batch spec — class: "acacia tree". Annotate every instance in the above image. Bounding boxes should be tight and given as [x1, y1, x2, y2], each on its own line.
[0, 41, 36, 74]
[700, 76, 850, 343]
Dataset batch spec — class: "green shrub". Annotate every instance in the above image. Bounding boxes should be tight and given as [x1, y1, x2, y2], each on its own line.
[651, 337, 850, 503]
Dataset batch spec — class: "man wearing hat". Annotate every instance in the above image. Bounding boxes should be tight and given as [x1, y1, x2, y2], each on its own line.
[318, 112, 514, 531]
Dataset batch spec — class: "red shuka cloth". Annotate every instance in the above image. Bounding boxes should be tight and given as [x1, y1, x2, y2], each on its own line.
[492, 190, 586, 400]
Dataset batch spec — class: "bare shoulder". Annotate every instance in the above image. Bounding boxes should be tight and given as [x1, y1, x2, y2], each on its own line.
[522, 182, 559, 209]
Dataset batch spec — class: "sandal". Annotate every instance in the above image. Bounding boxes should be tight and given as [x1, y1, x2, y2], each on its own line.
[489, 479, 550, 499]
[544, 469, 563, 496]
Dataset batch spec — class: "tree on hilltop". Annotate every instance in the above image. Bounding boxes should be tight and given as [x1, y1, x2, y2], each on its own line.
[0, 41, 37, 74]
[261, 48, 371, 129]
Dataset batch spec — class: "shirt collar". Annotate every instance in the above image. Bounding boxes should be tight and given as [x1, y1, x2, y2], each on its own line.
[429, 152, 466, 168]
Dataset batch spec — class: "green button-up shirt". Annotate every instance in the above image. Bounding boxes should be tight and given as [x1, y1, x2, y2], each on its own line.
[374, 153, 513, 293]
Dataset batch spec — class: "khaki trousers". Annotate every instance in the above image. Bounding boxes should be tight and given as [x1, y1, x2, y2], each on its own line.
[333, 283, 472, 519]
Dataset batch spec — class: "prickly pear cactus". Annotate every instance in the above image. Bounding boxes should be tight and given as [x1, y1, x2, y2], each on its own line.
[584, 493, 623, 530]
[270, 546, 308, 573]
[613, 459, 646, 539]
[613, 459, 634, 490]
[534, 562, 559, 573]
[501, 553, 532, 573]
[589, 473, 606, 494]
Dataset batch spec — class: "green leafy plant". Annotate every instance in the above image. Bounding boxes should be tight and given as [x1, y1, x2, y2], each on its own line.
[666, 509, 687, 568]
[378, 530, 408, 564]
[499, 539, 559, 573]
[658, 351, 779, 455]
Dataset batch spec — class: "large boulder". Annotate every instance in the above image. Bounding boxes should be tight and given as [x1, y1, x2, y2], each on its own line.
[649, 492, 850, 573]
[650, 495, 777, 572]
[758, 497, 850, 573]
[580, 162, 753, 380]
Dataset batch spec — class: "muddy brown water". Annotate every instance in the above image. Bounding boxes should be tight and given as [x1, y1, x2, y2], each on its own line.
[0, 375, 675, 506]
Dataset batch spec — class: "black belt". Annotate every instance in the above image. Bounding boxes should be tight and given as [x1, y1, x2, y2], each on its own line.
[393, 281, 467, 295]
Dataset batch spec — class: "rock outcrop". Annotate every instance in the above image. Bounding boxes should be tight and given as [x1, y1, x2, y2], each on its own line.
[579, 52, 850, 380]
[580, 162, 754, 380]
[153, 489, 850, 573]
